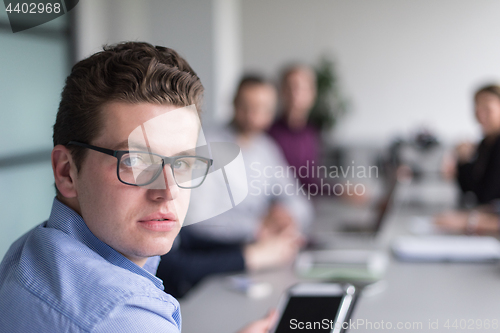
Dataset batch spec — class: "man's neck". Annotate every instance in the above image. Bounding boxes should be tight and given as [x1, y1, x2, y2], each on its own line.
[285, 112, 308, 131]
[122, 254, 148, 267]
[56, 195, 82, 216]
[237, 131, 258, 147]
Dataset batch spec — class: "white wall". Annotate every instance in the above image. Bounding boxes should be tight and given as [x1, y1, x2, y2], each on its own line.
[213, 0, 243, 123]
[75, 0, 242, 125]
[241, 0, 500, 145]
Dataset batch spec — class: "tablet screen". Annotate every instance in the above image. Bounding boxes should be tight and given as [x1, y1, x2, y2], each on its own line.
[274, 295, 343, 332]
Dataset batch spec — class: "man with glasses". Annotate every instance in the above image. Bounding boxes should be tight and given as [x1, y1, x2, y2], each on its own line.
[65, 140, 212, 189]
[0, 42, 273, 332]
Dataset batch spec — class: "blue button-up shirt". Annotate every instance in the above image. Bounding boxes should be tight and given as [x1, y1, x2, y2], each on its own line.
[0, 198, 181, 332]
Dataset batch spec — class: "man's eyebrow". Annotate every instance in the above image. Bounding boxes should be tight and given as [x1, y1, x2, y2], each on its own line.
[113, 141, 198, 156]
[112, 140, 149, 151]
[172, 148, 197, 156]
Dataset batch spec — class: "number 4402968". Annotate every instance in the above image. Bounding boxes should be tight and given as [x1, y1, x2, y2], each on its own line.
[5, 3, 61, 14]
[444, 319, 498, 330]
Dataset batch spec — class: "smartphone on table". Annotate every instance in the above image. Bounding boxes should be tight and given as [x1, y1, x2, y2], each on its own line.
[269, 283, 356, 333]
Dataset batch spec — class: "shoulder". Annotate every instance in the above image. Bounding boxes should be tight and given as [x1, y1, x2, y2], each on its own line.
[492, 135, 500, 149]
[477, 136, 500, 159]
[268, 119, 289, 138]
[91, 293, 182, 332]
[0, 224, 180, 332]
[253, 133, 284, 156]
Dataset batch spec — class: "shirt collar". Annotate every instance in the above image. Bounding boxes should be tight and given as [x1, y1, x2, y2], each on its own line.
[47, 198, 164, 290]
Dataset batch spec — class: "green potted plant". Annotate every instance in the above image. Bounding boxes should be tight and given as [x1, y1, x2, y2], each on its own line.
[309, 57, 350, 132]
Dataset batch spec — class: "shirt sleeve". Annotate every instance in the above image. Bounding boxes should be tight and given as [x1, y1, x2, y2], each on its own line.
[91, 295, 181, 333]
[157, 245, 245, 298]
[478, 140, 500, 203]
[456, 138, 500, 204]
[456, 161, 475, 194]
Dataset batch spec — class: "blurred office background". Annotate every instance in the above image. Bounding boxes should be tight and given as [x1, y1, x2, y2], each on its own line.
[2, 0, 500, 258]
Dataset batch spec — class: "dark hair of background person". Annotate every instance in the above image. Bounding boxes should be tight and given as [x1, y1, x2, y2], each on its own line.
[53, 41, 204, 175]
[277, 63, 318, 128]
[279, 63, 315, 86]
[474, 84, 500, 101]
[233, 74, 271, 107]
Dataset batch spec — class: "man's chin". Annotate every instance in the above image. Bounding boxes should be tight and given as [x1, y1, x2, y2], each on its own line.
[147, 242, 176, 257]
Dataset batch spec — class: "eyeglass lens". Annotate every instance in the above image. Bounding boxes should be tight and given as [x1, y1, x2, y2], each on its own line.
[118, 152, 209, 188]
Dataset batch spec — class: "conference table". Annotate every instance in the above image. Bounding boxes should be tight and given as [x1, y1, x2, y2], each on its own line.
[179, 178, 500, 333]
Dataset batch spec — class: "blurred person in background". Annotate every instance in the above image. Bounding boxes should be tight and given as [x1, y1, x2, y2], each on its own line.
[454, 84, 500, 206]
[269, 65, 366, 203]
[436, 84, 500, 234]
[268, 65, 321, 189]
[156, 76, 313, 298]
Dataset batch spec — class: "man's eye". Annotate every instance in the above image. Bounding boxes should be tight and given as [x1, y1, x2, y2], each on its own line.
[122, 156, 143, 167]
[173, 159, 191, 170]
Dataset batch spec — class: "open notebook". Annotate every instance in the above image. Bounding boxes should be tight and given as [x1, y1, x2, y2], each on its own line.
[295, 249, 389, 281]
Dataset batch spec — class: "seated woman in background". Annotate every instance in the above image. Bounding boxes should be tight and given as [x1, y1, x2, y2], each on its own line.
[436, 84, 500, 234]
[156, 76, 313, 298]
[455, 84, 500, 205]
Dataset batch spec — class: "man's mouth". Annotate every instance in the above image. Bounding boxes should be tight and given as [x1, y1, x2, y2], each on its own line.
[139, 213, 178, 231]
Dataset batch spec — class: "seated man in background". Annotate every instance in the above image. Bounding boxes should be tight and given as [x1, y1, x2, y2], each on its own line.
[0, 42, 272, 333]
[436, 85, 500, 234]
[268, 65, 321, 189]
[157, 76, 313, 298]
[269, 64, 366, 203]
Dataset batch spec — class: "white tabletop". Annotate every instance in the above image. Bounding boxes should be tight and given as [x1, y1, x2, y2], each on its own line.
[179, 180, 500, 333]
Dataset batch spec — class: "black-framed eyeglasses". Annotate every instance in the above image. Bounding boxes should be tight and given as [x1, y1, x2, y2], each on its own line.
[67, 141, 213, 189]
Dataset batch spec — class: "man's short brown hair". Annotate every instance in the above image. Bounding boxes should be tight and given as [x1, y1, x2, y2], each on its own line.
[53, 41, 204, 171]
[475, 84, 500, 101]
[233, 74, 272, 107]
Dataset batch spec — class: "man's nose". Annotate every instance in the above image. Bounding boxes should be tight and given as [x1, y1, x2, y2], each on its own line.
[147, 165, 179, 201]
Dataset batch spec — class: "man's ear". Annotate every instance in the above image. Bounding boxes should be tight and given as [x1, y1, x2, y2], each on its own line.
[52, 145, 78, 198]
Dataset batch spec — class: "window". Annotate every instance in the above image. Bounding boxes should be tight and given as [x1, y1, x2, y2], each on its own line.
[0, 10, 74, 257]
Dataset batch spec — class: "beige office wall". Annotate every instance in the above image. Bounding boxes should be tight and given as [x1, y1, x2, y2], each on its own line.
[241, 0, 500, 145]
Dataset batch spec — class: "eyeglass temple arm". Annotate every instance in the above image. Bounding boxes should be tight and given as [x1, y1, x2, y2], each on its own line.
[68, 141, 214, 164]
[160, 156, 214, 164]
[67, 141, 117, 157]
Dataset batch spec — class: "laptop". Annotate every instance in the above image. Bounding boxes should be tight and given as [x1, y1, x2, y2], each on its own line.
[339, 174, 398, 236]
[296, 174, 397, 283]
